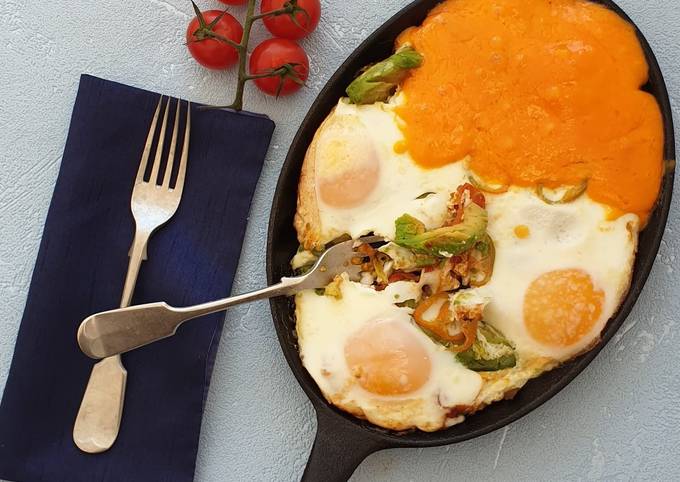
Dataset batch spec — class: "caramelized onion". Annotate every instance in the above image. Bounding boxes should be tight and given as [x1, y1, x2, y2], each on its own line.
[451, 316, 479, 353]
[413, 293, 478, 352]
[469, 235, 495, 287]
[413, 293, 463, 343]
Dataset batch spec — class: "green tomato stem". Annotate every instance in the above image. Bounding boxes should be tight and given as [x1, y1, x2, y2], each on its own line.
[199, 30, 241, 50]
[225, 0, 256, 111]
[225, 1, 303, 110]
[190, 0, 303, 111]
[244, 68, 287, 81]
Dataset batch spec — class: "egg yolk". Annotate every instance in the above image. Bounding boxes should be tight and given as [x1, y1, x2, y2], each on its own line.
[344, 320, 431, 395]
[395, 0, 663, 222]
[523, 269, 604, 347]
[393, 140, 408, 154]
[514, 225, 530, 239]
[316, 116, 380, 209]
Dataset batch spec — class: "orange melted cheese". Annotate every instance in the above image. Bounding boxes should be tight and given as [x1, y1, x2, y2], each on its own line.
[395, 0, 664, 222]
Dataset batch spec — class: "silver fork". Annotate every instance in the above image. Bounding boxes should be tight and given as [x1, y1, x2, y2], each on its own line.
[73, 96, 191, 453]
[76, 236, 384, 360]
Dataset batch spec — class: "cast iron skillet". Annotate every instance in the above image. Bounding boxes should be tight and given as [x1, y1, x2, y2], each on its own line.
[267, 1, 675, 480]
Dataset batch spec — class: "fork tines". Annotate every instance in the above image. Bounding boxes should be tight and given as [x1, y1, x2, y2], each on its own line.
[136, 96, 191, 191]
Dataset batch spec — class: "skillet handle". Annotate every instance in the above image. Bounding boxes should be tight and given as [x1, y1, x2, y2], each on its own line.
[302, 408, 390, 482]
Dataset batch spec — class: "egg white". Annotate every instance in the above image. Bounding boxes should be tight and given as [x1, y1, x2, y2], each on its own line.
[312, 99, 468, 244]
[478, 188, 639, 361]
[296, 274, 482, 432]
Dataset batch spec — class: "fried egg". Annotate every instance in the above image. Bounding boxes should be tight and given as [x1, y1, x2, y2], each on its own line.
[295, 98, 468, 250]
[296, 274, 482, 431]
[295, 184, 640, 430]
[479, 188, 639, 361]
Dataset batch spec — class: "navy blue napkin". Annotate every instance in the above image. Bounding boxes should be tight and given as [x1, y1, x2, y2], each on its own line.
[0, 74, 274, 482]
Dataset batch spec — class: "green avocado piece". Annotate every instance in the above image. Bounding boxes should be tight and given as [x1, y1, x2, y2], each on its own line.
[346, 47, 423, 105]
[456, 321, 517, 372]
[378, 242, 438, 271]
[393, 203, 488, 257]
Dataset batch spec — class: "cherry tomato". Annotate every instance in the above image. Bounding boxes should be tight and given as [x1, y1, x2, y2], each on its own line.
[218, 0, 247, 4]
[261, 0, 321, 40]
[186, 10, 243, 70]
[249, 39, 309, 96]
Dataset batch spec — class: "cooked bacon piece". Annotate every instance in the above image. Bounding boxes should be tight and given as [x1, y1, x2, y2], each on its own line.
[388, 270, 420, 283]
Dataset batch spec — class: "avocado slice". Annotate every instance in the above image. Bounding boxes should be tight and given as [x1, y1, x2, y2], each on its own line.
[378, 242, 437, 270]
[456, 321, 517, 371]
[346, 47, 423, 105]
[394, 203, 488, 257]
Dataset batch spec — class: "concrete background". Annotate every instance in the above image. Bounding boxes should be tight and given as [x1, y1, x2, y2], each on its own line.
[0, 0, 678, 480]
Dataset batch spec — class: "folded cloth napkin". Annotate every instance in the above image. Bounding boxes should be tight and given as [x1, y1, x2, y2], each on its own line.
[0, 74, 274, 482]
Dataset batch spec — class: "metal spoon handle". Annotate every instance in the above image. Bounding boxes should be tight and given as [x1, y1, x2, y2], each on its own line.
[77, 235, 384, 360]
[178, 276, 301, 318]
[78, 277, 302, 359]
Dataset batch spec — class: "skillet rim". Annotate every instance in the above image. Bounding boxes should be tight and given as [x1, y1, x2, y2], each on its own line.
[266, 0, 676, 448]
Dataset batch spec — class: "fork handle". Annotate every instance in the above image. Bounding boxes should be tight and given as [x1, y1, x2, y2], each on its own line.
[73, 229, 149, 453]
[120, 229, 151, 306]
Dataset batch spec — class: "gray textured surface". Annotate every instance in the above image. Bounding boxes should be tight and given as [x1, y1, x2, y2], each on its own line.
[0, 0, 678, 481]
